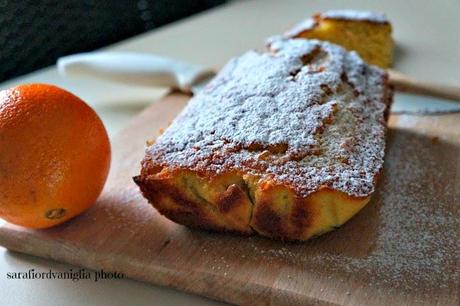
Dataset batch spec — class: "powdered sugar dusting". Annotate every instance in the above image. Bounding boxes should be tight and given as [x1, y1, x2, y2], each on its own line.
[307, 128, 460, 292]
[284, 18, 317, 38]
[198, 124, 459, 300]
[147, 37, 391, 198]
[322, 10, 389, 23]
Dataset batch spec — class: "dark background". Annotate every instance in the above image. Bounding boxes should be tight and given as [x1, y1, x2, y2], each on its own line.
[0, 0, 227, 82]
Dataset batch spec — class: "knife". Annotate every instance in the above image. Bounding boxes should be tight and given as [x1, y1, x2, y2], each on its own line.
[57, 52, 460, 112]
[57, 52, 215, 95]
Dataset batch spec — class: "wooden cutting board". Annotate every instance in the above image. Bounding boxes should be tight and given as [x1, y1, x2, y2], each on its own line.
[0, 92, 459, 306]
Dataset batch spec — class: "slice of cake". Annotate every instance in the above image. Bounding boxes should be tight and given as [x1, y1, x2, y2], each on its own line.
[134, 37, 393, 241]
[285, 10, 393, 68]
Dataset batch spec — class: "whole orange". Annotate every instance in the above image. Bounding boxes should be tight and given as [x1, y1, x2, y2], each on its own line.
[0, 84, 111, 228]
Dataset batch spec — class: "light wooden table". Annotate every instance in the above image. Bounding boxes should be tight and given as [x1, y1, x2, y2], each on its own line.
[0, 0, 459, 305]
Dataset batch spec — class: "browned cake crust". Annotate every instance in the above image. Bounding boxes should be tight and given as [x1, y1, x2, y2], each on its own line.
[134, 37, 393, 240]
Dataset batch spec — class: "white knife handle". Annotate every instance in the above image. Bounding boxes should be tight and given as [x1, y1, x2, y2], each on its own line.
[57, 52, 214, 92]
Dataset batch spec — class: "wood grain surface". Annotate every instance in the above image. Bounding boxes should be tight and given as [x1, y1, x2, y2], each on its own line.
[0, 92, 458, 306]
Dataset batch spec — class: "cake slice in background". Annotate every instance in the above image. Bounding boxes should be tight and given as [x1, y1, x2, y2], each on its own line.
[285, 10, 393, 68]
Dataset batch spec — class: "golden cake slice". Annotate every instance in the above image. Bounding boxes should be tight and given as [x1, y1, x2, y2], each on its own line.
[285, 10, 393, 68]
[134, 37, 393, 241]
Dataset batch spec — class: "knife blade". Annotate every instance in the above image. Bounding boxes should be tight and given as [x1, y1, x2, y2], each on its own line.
[392, 92, 460, 114]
